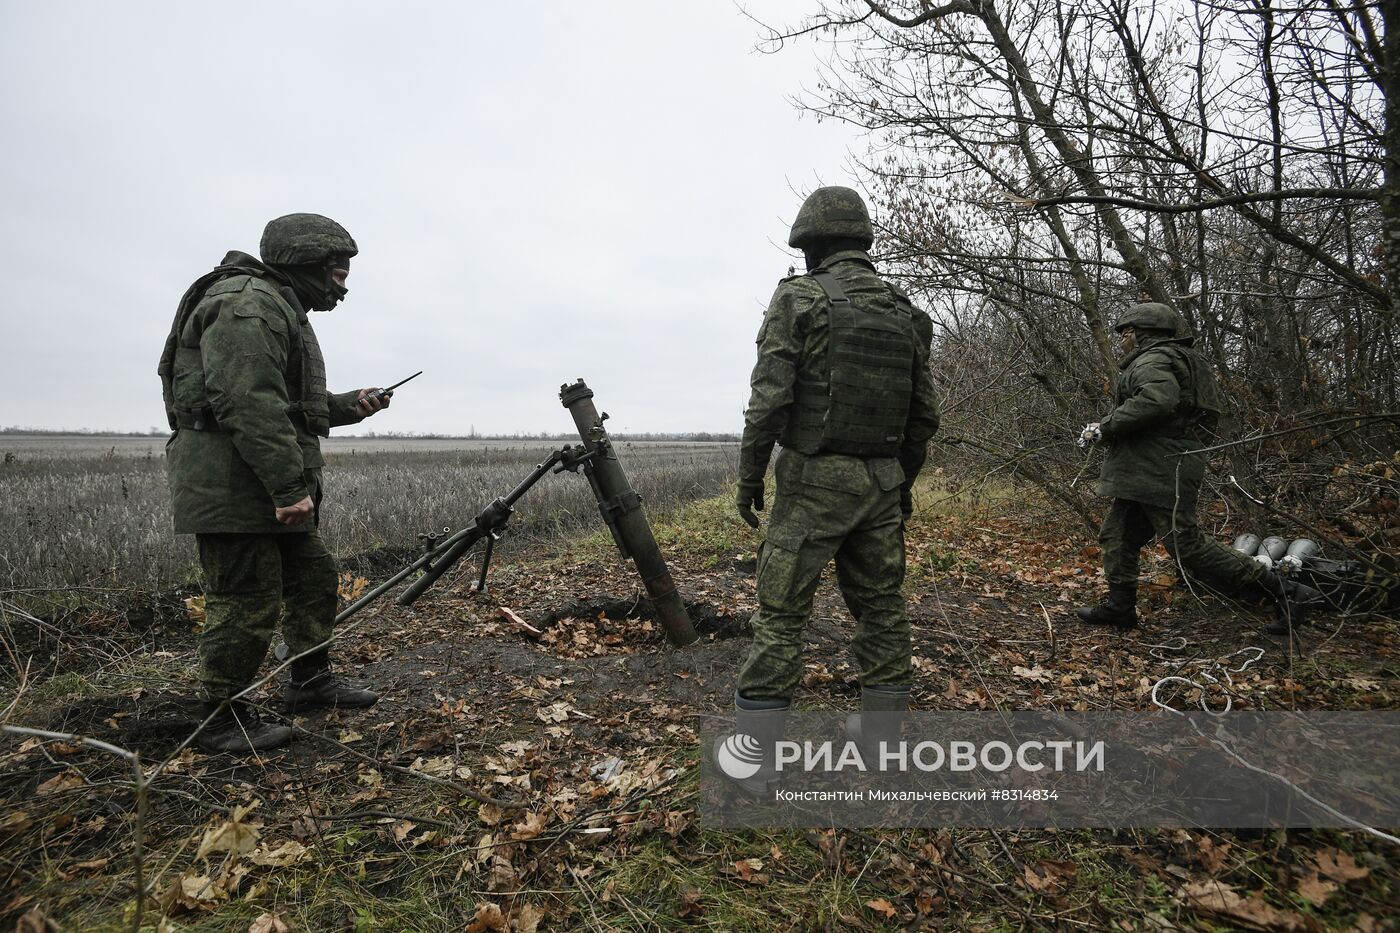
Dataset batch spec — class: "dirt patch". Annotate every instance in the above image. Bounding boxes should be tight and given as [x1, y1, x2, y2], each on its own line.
[519, 598, 749, 660]
[14, 692, 205, 768]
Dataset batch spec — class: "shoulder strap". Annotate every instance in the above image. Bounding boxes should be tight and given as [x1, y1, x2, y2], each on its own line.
[808, 268, 852, 307]
[158, 268, 238, 378]
[886, 283, 916, 319]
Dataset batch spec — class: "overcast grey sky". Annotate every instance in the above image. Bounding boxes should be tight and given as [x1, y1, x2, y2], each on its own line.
[0, 2, 867, 435]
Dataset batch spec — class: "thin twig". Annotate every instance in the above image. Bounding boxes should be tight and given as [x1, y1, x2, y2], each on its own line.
[1169, 413, 1398, 457]
[2, 725, 148, 932]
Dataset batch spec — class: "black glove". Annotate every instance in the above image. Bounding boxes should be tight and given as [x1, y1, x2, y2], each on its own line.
[736, 481, 765, 529]
[899, 487, 913, 523]
[475, 497, 513, 532]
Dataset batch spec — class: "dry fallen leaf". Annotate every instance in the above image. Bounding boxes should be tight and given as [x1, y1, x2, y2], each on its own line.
[1294, 870, 1337, 906]
[248, 912, 292, 933]
[536, 701, 573, 723]
[487, 854, 519, 892]
[36, 771, 84, 796]
[177, 872, 227, 910]
[0, 810, 32, 836]
[1314, 847, 1369, 883]
[1022, 859, 1077, 894]
[677, 885, 706, 918]
[465, 902, 507, 932]
[195, 802, 261, 860]
[1180, 880, 1307, 931]
[64, 857, 110, 877]
[727, 857, 770, 885]
[250, 840, 309, 867]
[510, 811, 548, 841]
[1195, 835, 1232, 874]
[865, 897, 898, 918]
[337, 572, 369, 603]
[514, 902, 546, 933]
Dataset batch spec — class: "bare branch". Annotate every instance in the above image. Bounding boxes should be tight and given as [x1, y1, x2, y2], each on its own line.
[1026, 187, 1379, 213]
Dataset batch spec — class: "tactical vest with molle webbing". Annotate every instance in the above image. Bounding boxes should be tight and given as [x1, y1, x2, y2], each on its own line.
[158, 261, 330, 438]
[781, 266, 917, 457]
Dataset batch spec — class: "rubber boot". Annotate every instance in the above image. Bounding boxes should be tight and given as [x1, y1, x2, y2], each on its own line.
[197, 700, 292, 753]
[712, 693, 789, 799]
[284, 652, 379, 713]
[1257, 569, 1324, 636]
[1075, 585, 1139, 629]
[845, 684, 911, 770]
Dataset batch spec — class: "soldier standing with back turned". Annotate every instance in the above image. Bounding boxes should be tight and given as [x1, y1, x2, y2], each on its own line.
[159, 213, 389, 753]
[723, 187, 940, 794]
[1075, 302, 1321, 635]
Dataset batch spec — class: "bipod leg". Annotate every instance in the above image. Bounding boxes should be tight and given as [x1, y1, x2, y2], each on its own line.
[473, 535, 496, 594]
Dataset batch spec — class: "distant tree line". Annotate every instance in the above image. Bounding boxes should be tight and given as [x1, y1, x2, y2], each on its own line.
[1, 425, 739, 443]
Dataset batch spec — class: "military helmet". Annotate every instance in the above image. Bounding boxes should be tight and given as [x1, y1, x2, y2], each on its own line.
[788, 186, 874, 249]
[260, 213, 358, 266]
[1115, 302, 1184, 336]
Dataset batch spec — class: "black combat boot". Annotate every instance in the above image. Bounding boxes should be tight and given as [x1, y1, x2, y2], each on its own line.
[1075, 585, 1139, 628]
[1257, 569, 1324, 636]
[845, 684, 910, 771]
[283, 652, 379, 713]
[713, 693, 789, 799]
[197, 700, 292, 753]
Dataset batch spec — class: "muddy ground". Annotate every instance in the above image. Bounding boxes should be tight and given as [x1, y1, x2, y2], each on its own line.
[4, 510, 1398, 930]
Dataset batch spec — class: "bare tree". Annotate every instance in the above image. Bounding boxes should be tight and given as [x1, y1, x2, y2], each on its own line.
[759, 0, 1398, 553]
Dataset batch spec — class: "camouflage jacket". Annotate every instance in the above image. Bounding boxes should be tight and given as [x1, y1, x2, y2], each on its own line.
[163, 251, 365, 534]
[740, 250, 940, 490]
[1095, 335, 1217, 507]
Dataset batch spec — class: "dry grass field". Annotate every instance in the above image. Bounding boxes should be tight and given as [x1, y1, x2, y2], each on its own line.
[0, 436, 738, 611]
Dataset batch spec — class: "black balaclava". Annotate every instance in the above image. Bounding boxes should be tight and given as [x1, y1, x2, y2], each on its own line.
[279, 255, 350, 312]
[802, 236, 872, 272]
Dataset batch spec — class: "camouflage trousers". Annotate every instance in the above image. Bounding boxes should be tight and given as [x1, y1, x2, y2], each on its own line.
[195, 531, 338, 701]
[1100, 498, 1262, 593]
[737, 450, 911, 702]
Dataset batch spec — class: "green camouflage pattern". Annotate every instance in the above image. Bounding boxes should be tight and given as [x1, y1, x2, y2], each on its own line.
[1115, 301, 1185, 335]
[784, 266, 917, 457]
[737, 248, 938, 701]
[1093, 328, 1258, 595]
[1095, 334, 1217, 508]
[162, 251, 366, 533]
[739, 250, 940, 492]
[196, 531, 338, 701]
[737, 449, 911, 700]
[259, 213, 358, 265]
[1099, 498, 1262, 592]
[788, 186, 874, 248]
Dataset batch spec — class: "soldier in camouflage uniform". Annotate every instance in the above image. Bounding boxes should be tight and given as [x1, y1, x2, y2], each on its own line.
[159, 214, 389, 752]
[721, 187, 940, 791]
[1076, 302, 1321, 635]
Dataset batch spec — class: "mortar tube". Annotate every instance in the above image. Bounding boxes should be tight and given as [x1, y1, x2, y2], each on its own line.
[559, 379, 698, 647]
